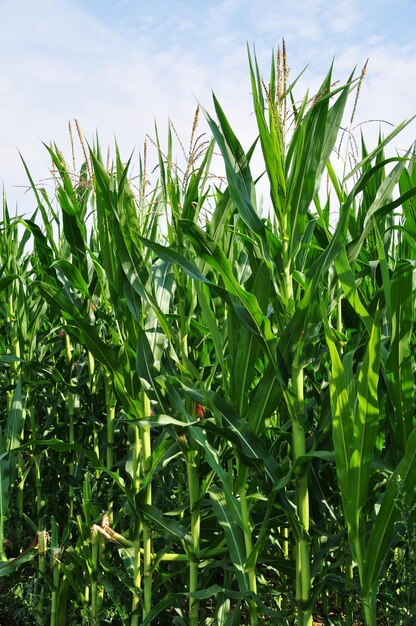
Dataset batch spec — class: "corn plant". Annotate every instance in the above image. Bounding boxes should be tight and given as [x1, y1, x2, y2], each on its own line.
[0, 46, 415, 626]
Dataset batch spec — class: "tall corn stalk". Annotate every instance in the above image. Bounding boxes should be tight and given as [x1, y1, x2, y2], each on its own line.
[0, 47, 415, 626]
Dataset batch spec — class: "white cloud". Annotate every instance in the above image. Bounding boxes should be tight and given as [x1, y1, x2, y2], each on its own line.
[0, 0, 415, 215]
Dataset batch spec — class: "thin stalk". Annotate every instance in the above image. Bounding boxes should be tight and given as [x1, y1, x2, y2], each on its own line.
[283, 243, 311, 626]
[179, 286, 202, 626]
[105, 375, 115, 471]
[16, 453, 25, 518]
[141, 392, 153, 621]
[87, 351, 100, 475]
[50, 517, 60, 626]
[9, 293, 25, 521]
[76, 513, 91, 613]
[355, 539, 376, 626]
[130, 426, 142, 626]
[87, 352, 105, 616]
[9, 292, 21, 380]
[292, 366, 312, 626]
[235, 345, 259, 626]
[337, 284, 343, 335]
[237, 462, 258, 626]
[64, 331, 77, 519]
[29, 407, 42, 524]
[36, 530, 48, 625]
[345, 554, 354, 626]
[105, 374, 115, 522]
[67, 392, 77, 518]
[97, 534, 105, 615]
[362, 588, 377, 626]
[187, 450, 201, 626]
[91, 527, 101, 626]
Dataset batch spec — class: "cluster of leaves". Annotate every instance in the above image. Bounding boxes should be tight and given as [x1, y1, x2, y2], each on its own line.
[0, 48, 415, 626]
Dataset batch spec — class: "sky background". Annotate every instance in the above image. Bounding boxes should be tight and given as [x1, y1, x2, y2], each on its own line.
[1, 0, 416, 214]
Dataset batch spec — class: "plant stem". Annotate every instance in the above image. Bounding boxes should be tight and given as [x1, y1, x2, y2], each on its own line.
[237, 462, 258, 626]
[131, 426, 142, 626]
[65, 331, 77, 520]
[105, 374, 115, 523]
[187, 453, 201, 626]
[91, 527, 101, 626]
[292, 367, 312, 626]
[105, 374, 115, 471]
[179, 289, 202, 626]
[362, 588, 377, 626]
[36, 530, 48, 625]
[29, 406, 42, 525]
[50, 517, 60, 626]
[141, 392, 153, 621]
[283, 241, 312, 626]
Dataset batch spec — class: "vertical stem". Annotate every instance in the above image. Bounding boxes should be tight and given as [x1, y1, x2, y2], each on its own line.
[179, 290, 201, 626]
[68, 392, 77, 519]
[131, 427, 142, 626]
[141, 392, 152, 621]
[36, 530, 48, 625]
[292, 367, 312, 626]
[337, 283, 343, 334]
[237, 462, 258, 626]
[50, 517, 60, 626]
[105, 375, 115, 522]
[187, 452, 201, 626]
[88, 351, 100, 475]
[64, 331, 77, 520]
[105, 375, 115, 471]
[10, 294, 25, 522]
[362, 588, 377, 626]
[29, 407, 42, 525]
[16, 453, 25, 518]
[91, 527, 101, 625]
[345, 554, 354, 626]
[283, 246, 311, 626]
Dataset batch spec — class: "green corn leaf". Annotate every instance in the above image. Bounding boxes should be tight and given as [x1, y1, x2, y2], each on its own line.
[286, 68, 353, 259]
[188, 425, 243, 528]
[19, 154, 59, 253]
[248, 49, 286, 218]
[363, 424, 416, 597]
[179, 219, 276, 351]
[0, 378, 25, 532]
[334, 248, 372, 333]
[0, 275, 18, 290]
[245, 359, 282, 435]
[345, 117, 416, 182]
[349, 313, 381, 558]
[322, 307, 354, 513]
[185, 585, 243, 600]
[119, 414, 200, 428]
[385, 260, 415, 457]
[139, 234, 272, 346]
[6, 377, 25, 449]
[141, 503, 193, 548]
[347, 154, 416, 262]
[0, 546, 38, 577]
[204, 96, 264, 236]
[195, 281, 227, 387]
[34, 281, 119, 372]
[0, 355, 22, 363]
[209, 486, 250, 593]
[54, 259, 91, 297]
[23, 220, 57, 279]
[140, 593, 179, 626]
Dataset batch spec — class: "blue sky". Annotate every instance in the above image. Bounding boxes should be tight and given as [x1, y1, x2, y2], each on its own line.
[1, 0, 416, 213]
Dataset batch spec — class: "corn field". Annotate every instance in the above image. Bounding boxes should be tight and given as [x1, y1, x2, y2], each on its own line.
[1, 48, 416, 626]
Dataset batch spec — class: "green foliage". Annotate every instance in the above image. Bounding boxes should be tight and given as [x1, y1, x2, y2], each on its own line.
[0, 46, 415, 626]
